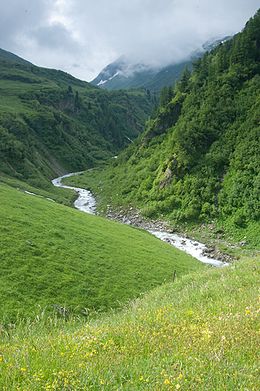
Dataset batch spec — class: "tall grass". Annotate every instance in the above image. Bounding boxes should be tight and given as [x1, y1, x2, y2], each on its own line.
[0, 257, 258, 390]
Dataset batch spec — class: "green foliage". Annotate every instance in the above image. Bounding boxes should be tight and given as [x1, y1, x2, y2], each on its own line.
[0, 50, 154, 190]
[69, 10, 260, 243]
[159, 85, 174, 106]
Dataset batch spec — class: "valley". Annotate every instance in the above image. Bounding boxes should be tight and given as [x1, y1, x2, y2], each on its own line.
[66, 10, 260, 252]
[0, 180, 203, 322]
[55, 172, 229, 266]
[0, 48, 154, 191]
[0, 6, 259, 390]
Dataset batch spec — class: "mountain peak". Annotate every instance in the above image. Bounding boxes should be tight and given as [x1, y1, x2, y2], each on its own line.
[91, 36, 232, 92]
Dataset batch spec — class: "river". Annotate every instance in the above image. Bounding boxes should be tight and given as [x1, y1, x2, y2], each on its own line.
[52, 172, 96, 214]
[52, 173, 228, 267]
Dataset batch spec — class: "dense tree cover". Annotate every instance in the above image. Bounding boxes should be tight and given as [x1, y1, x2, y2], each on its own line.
[79, 10, 260, 230]
[0, 51, 154, 188]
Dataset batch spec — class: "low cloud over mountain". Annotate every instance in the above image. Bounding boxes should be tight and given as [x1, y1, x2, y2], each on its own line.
[0, 0, 259, 80]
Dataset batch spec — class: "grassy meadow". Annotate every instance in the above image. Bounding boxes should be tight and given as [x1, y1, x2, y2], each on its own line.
[0, 174, 75, 206]
[0, 182, 202, 322]
[1, 15, 260, 386]
[0, 257, 258, 390]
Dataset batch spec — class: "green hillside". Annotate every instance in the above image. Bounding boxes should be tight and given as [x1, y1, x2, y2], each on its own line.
[67, 10, 260, 245]
[0, 10, 259, 391]
[0, 49, 154, 190]
[0, 256, 258, 390]
[0, 182, 202, 322]
[0, 48, 32, 65]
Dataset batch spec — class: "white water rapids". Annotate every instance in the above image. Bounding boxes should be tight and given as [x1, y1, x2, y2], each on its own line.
[52, 173, 228, 267]
[52, 172, 96, 214]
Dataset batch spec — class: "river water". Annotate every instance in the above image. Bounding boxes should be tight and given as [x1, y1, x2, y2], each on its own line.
[52, 172, 96, 214]
[52, 173, 228, 267]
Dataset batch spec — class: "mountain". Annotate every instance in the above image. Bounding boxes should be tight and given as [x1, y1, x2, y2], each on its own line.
[0, 47, 32, 65]
[0, 14, 259, 391]
[0, 49, 154, 189]
[91, 56, 192, 92]
[202, 35, 232, 51]
[91, 37, 232, 92]
[74, 11, 260, 243]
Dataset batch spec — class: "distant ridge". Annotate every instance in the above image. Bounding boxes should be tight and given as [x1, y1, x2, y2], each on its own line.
[91, 56, 192, 92]
[0, 48, 153, 188]
[0, 48, 32, 65]
[91, 36, 232, 92]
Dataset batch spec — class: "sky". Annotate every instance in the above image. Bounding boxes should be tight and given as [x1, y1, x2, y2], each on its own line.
[0, 0, 259, 81]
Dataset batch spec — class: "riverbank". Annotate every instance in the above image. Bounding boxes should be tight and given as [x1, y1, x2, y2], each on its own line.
[53, 173, 232, 267]
[52, 172, 96, 214]
[105, 206, 233, 265]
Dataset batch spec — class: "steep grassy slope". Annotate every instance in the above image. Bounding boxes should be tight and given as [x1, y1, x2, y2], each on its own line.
[0, 183, 202, 322]
[0, 49, 154, 189]
[0, 174, 76, 206]
[0, 257, 258, 390]
[67, 11, 260, 245]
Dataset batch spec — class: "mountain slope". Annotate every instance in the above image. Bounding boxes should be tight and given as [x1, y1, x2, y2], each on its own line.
[91, 57, 192, 92]
[0, 49, 154, 189]
[0, 256, 258, 389]
[69, 11, 260, 243]
[0, 48, 32, 65]
[91, 38, 231, 92]
[0, 182, 202, 321]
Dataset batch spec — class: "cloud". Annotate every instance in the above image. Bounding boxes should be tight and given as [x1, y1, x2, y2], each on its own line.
[33, 24, 77, 51]
[0, 0, 259, 81]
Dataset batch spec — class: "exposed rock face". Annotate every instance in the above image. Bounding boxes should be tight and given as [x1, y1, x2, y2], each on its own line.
[106, 206, 169, 231]
[239, 240, 248, 247]
[159, 167, 173, 189]
[202, 246, 234, 263]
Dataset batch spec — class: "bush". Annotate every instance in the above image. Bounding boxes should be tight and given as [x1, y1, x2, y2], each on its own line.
[233, 209, 248, 228]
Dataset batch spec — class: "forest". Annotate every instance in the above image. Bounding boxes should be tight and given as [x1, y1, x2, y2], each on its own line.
[0, 51, 153, 189]
[72, 10, 260, 237]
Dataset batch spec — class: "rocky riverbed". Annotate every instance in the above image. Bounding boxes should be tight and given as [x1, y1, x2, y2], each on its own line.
[52, 173, 232, 267]
[106, 206, 233, 266]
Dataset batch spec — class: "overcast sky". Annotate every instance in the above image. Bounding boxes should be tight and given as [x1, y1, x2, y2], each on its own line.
[0, 0, 259, 81]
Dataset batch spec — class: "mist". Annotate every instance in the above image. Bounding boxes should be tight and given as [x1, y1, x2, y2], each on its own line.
[0, 0, 259, 80]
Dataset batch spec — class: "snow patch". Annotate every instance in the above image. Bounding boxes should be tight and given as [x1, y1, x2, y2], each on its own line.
[97, 71, 120, 86]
